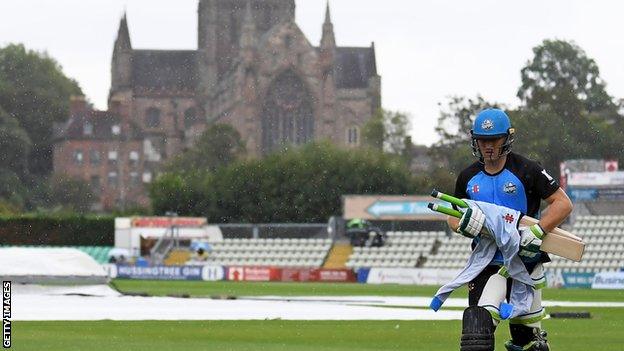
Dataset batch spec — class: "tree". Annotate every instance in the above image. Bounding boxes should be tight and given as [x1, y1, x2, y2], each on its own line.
[0, 106, 31, 177]
[151, 142, 416, 222]
[516, 39, 624, 173]
[165, 123, 246, 175]
[434, 95, 503, 146]
[0, 44, 82, 176]
[518, 39, 616, 115]
[0, 106, 32, 209]
[431, 96, 503, 174]
[512, 105, 617, 177]
[49, 175, 97, 214]
[0, 170, 29, 210]
[362, 109, 411, 154]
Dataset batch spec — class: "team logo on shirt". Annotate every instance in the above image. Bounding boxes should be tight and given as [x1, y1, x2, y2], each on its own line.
[481, 119, 494, 130]
[503, 182, 517, 194]
[472, 184, 480, 193]
[503, 213, 515, 223]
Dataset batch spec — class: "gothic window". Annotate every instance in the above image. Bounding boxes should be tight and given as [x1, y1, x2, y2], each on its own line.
[261, 71, 314, 153]
[146, 107, 161, 128]
[347, 126, 360, 146]
[184, 107, 199, 128]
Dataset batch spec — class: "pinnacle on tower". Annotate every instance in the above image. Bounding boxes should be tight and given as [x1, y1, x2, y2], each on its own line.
[324, 1, 331, 24]
[115, 12, 132, 50]
[321, 1, 335, 49]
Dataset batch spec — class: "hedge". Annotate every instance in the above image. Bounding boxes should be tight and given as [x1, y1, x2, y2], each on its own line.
[0, 215, 114, 246]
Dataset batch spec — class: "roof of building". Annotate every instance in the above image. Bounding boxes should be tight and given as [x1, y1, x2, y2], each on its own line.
[53, 111, 142, 142]
[333, 47, 377, 89]
[132, 50, 198, 91]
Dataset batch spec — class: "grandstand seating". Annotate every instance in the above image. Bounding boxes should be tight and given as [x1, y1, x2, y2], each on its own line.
[174, 214, 624, 272]
[345, 231, 441, 269]
[547, 215, 624, 272]
[345, 215, 624, 273]
[194, 238, 333, 267]
[422, 234, 472, 269]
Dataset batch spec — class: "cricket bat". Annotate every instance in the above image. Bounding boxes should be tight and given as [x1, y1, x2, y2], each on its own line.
[429, 190, 585, 262]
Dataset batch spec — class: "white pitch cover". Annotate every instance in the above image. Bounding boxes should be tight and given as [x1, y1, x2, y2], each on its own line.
[0, 248, 107, 278]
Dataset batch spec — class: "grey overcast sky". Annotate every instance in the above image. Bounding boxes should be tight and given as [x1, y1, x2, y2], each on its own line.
[2, 1, 624, 145]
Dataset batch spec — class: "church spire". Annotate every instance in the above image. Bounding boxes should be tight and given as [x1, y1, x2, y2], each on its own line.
[115, 12, 132, 51]
[324, 1, 332, 24]
[240, 0, 256, 49]
[111, 12, 132, 92]
[320, 1, 335, 49]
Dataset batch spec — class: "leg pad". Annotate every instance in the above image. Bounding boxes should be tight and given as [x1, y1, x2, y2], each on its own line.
[460, 306, 495, 351]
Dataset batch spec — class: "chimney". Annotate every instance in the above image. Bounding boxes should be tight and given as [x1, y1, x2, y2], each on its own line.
[69, 95, 88, 116]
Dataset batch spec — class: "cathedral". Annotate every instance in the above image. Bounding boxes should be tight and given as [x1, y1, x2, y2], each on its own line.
[54, 0, 381, 210]
[110, 0, 380, 155]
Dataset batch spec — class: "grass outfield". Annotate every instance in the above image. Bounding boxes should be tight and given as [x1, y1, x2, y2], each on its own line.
[111, 279, 624, 301]
[13, 307, 624, 351]
[12, 280, 624, 350]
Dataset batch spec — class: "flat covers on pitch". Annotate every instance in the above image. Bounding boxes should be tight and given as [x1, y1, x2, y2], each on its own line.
[0, 248, 108, 284]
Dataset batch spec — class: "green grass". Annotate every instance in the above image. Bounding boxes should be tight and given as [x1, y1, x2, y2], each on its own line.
[11, 280, 624, 350]
[13, 307, 624, 351]
[111, 279, 624, 301]
[111, 279, 451, 297]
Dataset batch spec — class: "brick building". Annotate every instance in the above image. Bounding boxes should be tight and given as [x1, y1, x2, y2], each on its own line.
[53, 97, 148, 210]
[53, 0, 381, 211]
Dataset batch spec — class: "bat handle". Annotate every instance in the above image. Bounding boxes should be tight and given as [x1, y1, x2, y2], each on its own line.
[428, 203, 463, 218]
[431, 189, 469, 208]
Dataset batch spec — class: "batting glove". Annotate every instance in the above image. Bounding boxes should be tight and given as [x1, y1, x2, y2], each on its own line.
[457, 205, 485, 238]
[519, 224, 545, 259]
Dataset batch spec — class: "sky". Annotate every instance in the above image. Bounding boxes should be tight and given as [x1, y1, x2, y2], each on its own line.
[2, 0, 624, 146]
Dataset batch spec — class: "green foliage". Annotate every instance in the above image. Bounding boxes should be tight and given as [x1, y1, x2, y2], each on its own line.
[0, 106, 31, 175]
[48, 175, 97, 214]
[432, 96, 503, 175]
[434, 95, 502, 146]
[431, 39, 624, 179]
[0, 214, 114, 246]
[165, 123, 246, 176]
[149, 173, 204, 216]
[518, 39, 616, 114]
[0, 44, 83, 213]
[0, 43, 82, 176]
[151, 142, 416, 222]
[0, 169, 29, 210]
[413, 164, 459, 196]
[362, 110, 384, 150]
[0, 200, 19, 215]
[513, 39, 623, 173]
[362, 109, 411, 154]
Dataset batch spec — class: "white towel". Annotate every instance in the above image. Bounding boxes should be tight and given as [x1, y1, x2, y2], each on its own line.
[430, 200, 534, 319]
